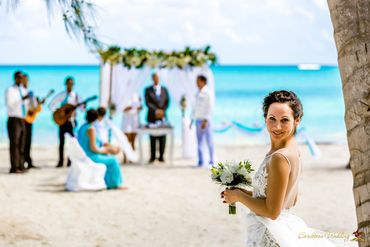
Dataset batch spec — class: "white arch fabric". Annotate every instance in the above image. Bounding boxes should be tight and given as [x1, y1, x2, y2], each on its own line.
[155, 66, 215, 107]
[100, 64, 215, 112]
[100, 64, 215, 160]
[111, 65, 151, 112]
[99, 63, 111, 107]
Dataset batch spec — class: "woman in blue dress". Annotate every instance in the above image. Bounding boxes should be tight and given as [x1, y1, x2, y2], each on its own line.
[78, 109, 125, 189]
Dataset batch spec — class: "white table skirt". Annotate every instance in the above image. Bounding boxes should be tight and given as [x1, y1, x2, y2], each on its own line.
[137, 127, 174, 165]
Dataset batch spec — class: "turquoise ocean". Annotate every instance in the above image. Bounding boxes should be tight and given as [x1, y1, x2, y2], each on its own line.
[0, 65, 346, 145]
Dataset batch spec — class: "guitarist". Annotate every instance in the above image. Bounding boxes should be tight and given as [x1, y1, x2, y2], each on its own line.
[5, 71, 31, 174]
[22, 73, 42, 169]
[48, 77, 85, 168]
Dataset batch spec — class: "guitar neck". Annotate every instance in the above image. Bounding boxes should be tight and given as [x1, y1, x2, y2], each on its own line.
[73, 102, 85, 109]
[71, 96, 97, 109]
[39, 90, 55, 105]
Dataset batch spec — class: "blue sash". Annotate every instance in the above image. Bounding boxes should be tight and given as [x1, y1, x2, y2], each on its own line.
[18, 86, 26, 117]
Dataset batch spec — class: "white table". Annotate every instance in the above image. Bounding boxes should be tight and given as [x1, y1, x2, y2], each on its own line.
[137, 127, 174, 165]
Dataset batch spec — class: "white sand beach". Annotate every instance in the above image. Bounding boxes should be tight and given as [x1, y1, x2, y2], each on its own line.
[0, 144, 357, 247]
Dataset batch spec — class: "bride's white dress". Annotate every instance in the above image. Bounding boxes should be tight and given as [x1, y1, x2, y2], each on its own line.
[246, 150, 353, 247]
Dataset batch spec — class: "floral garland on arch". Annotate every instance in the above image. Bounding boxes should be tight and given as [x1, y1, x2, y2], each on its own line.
[97, 46, 217, 69]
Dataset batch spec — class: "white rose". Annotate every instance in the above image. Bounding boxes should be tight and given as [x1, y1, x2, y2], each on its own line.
[237, 167, 248, 177]
[227, 162, 239, 174]
[211, 173, 219, 180]
[220, 169, 234, 184]
[131, 57, 141, 66]
[166, 57, 177, 68]
[184, 55, 192, 63]
[145, 57, 160, 67]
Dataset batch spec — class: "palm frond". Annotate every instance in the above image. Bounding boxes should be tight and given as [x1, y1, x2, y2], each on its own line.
[1, 0, 102, 49]
[60, 0, 102, 49]
[0, 0, 20, 12]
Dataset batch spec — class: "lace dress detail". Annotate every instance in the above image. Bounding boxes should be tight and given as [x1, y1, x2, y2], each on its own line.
[252, 156, 269, 198]
[261, 229, 280, 247]
[247, 155, 280, 247]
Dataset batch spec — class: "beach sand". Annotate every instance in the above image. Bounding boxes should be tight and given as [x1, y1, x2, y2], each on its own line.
[0, 144, 357, 247]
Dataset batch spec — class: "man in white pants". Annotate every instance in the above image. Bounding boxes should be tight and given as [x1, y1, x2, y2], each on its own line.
[192, 75, 214, 167]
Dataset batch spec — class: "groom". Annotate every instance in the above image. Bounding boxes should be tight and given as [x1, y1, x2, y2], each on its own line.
[144, 72, 170, 163]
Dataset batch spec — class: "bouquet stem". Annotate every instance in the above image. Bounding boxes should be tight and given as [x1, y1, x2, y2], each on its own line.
[229, 203, 236, 215]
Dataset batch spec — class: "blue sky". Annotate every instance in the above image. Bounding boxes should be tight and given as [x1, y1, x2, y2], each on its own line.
[0, 0, 338, 65]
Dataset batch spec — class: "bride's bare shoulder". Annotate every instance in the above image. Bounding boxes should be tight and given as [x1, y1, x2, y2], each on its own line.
[272, 147, 300, 167]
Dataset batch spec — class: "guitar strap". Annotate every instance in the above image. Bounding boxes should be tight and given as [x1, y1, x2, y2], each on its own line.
[61, 92, 69, 107]
[72, 93, 79, 129]
[18, 86, 26, 117]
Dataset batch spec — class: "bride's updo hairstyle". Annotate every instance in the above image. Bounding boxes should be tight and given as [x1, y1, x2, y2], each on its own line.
[86, 109, 99, 123]
[263, 90, 303, 134]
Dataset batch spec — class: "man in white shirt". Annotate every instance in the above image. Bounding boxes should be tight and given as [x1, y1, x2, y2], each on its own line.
[192, 75, 214, 167]
[5, 71, 31, 173]
[48, 77, 83, 168]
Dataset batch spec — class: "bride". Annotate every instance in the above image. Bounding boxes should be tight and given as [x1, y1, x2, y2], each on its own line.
[221, 90, 352, 246]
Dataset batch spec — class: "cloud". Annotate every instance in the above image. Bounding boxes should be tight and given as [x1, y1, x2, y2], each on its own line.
[0, 0, 338, 64]
[313, 0, 329, 10]
[265, 0, 293, 16]
[295, 7, 316, 23]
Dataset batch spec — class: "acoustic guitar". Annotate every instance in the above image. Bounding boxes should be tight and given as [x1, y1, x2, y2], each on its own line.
[53, 95, 98, 126]
[25, 89, 55, 124]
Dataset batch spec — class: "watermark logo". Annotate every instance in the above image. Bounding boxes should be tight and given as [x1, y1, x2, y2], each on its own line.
[351, 229, 365, 242]
[298, 229, 365, 242]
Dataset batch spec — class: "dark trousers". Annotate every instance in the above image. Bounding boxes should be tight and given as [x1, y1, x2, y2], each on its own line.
[58, 121, 74, 166]
[150, 135, 166, 160]
[24, 122, 33, 167]
[7, 117, 26, 172]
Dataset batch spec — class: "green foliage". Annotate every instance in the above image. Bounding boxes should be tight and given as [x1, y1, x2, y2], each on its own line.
[98, 46, 122, 64]
[240, 160, 254, 173]
[97, 46, 218, 69]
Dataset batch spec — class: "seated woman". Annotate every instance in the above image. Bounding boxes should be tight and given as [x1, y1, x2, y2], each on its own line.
[78, 109, 125, 190]
[95, 107, 120, 155]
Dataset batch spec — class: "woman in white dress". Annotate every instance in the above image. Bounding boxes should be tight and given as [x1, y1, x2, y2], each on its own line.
[221, 90, 352, 247]
[121, 93, 142, 163]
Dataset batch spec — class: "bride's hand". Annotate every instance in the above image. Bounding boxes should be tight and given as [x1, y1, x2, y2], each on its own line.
[239, 188, 253, 196]
[221, 188, 242, 204]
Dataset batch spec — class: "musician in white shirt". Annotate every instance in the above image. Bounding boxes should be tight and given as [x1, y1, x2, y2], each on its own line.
[48, 76, 83, 168]
[5, 71, 31, 173]
[191, 75, 215, 167]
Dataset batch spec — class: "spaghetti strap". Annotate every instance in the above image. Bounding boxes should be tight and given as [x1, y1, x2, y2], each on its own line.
[271, 151, 291, 168]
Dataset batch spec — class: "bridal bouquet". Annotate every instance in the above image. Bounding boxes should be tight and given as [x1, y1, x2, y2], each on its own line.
[211, 160, 254, 214]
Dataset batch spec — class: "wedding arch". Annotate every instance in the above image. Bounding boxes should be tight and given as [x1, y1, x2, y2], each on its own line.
[97, 46, 217, 159]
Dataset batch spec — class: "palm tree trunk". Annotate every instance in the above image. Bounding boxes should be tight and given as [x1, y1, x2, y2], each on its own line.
[99, 61, 104, 106]
[327, 0, 370, 246]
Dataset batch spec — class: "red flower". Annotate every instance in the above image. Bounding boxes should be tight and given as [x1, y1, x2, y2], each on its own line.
[352, 229, 363, 238]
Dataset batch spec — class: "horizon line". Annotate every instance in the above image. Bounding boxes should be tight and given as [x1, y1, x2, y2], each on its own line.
[0, 63, 338, 67]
